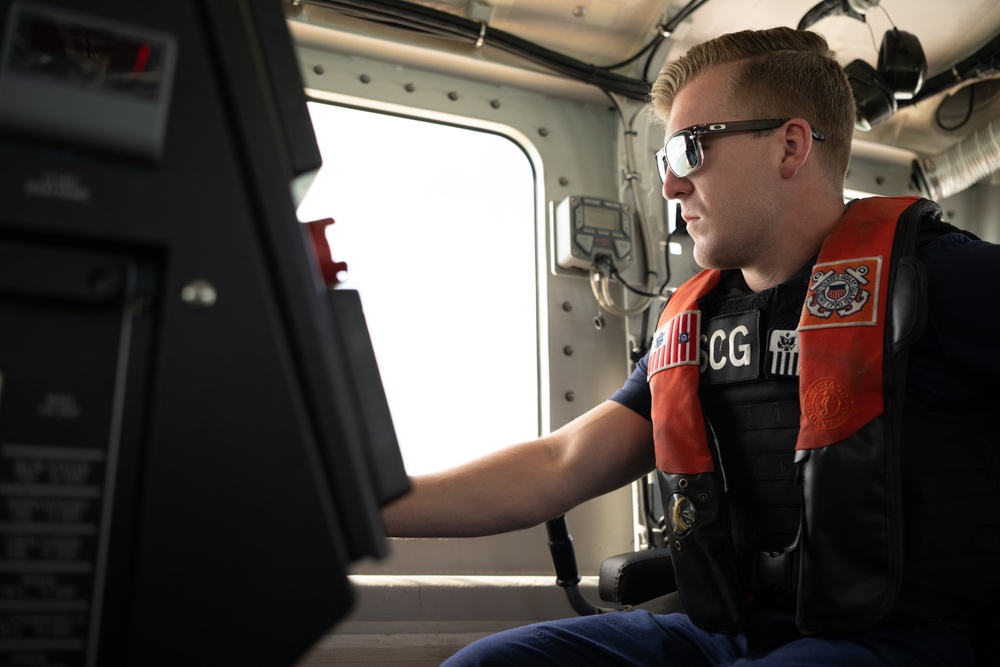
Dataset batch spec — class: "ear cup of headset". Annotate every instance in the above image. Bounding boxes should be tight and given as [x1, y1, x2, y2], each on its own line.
[878, 28, 927, 100]
[845, 59, 897, 130]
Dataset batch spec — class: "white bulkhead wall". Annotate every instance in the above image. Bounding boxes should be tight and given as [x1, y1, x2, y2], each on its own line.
[291, 20, 643, 577]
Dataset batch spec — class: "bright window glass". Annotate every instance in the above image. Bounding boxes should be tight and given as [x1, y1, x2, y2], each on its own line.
[297, 102, 540, 476]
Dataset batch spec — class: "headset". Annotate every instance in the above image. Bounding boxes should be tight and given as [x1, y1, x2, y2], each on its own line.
[847, 28, 928, 130]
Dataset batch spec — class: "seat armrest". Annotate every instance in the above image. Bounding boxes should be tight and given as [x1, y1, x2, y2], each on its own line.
[598, 547, 677, 606]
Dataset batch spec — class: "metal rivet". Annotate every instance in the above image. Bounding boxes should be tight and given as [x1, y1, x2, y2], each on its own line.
[448, 91, 459, 100]
[674, 541, 683, 551]
[405, 83, 416, 92]
[490, 99, 501, 109]
[538, 127, 549, 137]
[563, 345, 574, 356]
[699, 493, 709, 502]
[313, 64, 324, 75]
[562, 302, 573, 312]
[678, 478, 689, 489]
[593, 314, 605, 330]
[181, 279, 217, 309]
[565, 391, 575, 402]
[359, 74, 371, 84]
[559, 177, 569, 186]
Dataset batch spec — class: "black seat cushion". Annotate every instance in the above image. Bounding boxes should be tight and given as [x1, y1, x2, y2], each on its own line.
[598, 548, 677, 606]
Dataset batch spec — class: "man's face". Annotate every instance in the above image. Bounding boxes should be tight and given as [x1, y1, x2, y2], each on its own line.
[661, 66, 783, 273]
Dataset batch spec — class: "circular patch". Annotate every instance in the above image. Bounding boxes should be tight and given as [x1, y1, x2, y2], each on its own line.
[666, 493, 697, 536]
[812, 266, 867, 311]
[803, 378, 854, 430]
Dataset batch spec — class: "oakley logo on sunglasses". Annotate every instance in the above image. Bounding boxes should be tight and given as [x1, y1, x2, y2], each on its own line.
[656, 119, 826, 181]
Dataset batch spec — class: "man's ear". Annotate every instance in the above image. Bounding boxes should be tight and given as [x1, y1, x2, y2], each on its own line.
[778, 118, 813, 179]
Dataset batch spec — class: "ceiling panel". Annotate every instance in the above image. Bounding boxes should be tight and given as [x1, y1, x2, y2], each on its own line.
[411, 0, 1000, 78]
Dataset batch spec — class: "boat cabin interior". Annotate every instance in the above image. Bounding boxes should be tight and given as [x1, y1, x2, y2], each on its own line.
[0, 0, 998, 664]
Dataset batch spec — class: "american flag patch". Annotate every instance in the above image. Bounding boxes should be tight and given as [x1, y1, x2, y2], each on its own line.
[648, 310, 701, 379]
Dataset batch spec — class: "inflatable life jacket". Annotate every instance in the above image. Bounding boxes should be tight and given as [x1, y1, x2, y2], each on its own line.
[648, 196, 941, 634]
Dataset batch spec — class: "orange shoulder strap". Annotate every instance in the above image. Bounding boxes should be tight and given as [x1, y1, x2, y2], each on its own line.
[796, 196, 920, 451]
[649, 270, 720, 474]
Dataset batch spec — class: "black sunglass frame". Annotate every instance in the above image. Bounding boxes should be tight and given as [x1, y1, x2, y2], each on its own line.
[656, 118, 827, 182]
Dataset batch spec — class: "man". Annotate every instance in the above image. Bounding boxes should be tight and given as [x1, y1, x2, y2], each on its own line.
[383, 26, 999, 665]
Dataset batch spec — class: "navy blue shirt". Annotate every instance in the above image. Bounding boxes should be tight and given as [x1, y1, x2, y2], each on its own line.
[611, 232, 1000, 417]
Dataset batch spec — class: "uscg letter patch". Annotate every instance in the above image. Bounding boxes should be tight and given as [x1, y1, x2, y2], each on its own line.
[800, 256, 882, 330]
[648, 310, 700, 380]
[700, 311, 760, 385]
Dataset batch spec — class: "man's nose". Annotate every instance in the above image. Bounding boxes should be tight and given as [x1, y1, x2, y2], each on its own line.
[662, 168, 691, 200]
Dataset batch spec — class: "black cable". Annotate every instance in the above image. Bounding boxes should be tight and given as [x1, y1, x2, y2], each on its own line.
[603, 31, 667, 72]
[641, 0, 711, 84]
[635, 306, 651, 365]
[935, 83, 976, 132]
[307, 1, 467, 41]
[902, 31, 1000, 109]
[643, 34, 672, 86]
[666, 0, 711, 31]
[658, 248, 672, 294]
[609, 266, 667, 298]
[598, 0, 712, 77]
[298, 0, 650, 100]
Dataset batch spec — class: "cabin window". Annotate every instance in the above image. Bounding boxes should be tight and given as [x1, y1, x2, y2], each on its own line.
[298, 102, 540, 476]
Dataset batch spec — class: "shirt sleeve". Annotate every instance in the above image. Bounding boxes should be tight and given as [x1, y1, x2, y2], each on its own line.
[609, 351, 653, 421]
[910, 232, 1000, 409]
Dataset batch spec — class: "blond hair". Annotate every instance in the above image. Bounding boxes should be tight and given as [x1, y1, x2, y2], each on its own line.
[650, 27, 854, 182]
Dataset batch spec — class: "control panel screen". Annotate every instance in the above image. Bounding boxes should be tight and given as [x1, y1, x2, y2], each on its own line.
[0, 3, 177, 159]
[3, 3, 171, 100]
[585, 206, 620, 232]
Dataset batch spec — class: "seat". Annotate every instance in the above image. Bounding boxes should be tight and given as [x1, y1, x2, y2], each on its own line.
[597, 546, 676, 607]
[545, 514, 678, 615]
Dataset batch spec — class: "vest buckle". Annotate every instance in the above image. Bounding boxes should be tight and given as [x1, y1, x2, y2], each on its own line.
[744, 548, 800, 594]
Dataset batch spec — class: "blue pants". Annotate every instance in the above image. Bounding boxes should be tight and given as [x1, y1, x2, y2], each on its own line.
[442, 607, 976, 666]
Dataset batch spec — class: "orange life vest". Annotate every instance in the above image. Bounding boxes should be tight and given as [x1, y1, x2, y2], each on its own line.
[648, 196, 940, 633]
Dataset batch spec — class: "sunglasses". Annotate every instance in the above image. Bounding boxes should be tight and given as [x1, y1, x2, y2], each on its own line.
[655, 118, 826, 181]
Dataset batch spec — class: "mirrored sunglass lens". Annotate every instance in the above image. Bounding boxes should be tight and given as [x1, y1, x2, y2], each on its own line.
[665, 133, 699, 178]
[656, 147, 668, 182]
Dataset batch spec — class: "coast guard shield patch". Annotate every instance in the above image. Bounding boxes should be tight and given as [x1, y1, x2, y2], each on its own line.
[800, 256, 882, 330]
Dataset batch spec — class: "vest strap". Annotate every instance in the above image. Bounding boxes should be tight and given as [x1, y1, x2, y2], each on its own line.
[649, 271, 721, 474]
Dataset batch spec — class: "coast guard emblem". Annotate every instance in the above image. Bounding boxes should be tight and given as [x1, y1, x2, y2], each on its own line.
[800, 256, 882, 330]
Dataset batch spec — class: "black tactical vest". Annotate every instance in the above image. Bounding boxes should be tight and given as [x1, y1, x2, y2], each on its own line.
[648, 197, 1000, 634]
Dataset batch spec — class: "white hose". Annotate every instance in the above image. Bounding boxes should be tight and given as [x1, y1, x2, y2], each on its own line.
[917, 117, 1000, 200]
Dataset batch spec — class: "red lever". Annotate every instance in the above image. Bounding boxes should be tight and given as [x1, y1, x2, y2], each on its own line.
[303, 218, 348, 287]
